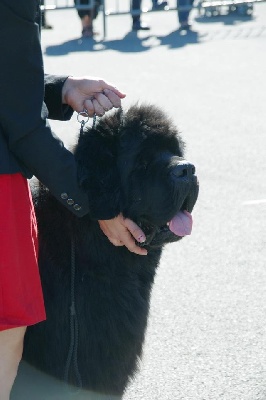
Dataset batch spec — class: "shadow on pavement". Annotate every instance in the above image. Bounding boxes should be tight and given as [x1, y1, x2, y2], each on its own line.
[44, 29, 199, 56]
[195, 12, 254, 25]
[11, 361, 122, 400]
[43, 9, 259, 57]
[157, 28, 199, 48]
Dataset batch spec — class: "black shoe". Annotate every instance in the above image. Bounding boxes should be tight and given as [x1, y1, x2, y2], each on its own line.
[152, 1, 168, 10]
[179, 22, 191, 31]
[41, 23, 53, 29]
[132, 21, 150, 31]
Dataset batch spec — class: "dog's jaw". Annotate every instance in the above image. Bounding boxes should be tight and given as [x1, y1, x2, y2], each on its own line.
[134, 177, 199, 249]
[137, 223, 183, 249]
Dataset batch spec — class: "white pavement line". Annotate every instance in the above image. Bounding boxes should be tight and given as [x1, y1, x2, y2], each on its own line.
[242, 199, 266, 205]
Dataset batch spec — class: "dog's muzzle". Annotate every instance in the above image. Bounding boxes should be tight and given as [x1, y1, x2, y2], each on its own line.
[137, 158, 199, 248]
[170, 159, 196, 181]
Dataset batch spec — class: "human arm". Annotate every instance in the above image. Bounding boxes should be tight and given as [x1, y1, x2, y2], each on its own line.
[44, 74, 74, 121]
[44, 74, 126, 120]
[43, 75, 146, 254]
[0, 1, 146, 254]
[0, 1, 88, 216]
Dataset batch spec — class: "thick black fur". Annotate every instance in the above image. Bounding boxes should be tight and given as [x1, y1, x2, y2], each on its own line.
[23, 104, 199, 396]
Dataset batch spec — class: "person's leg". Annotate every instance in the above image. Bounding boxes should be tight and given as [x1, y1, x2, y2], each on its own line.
[40, 0, 53, 29]
[81, 14, 94, 37]
[75, 0, 96, 37]
[0, 326, 26, 400]
[152, 0, 168, 10]
[177, 0, 193, 28]
[132, 0, 141, 26]
[132, 0, 150, 30]
[0, 173, 45, 399]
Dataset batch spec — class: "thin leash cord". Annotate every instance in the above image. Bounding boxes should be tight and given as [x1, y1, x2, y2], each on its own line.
[63, 235, 82, 391]
[63, 110, 97, 392]
[64, 109, 123, 391]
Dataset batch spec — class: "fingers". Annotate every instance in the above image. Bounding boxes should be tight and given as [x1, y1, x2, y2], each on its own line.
[108, 238, 124, 247]
[83, 96, 111, 118]
[98, 217, 147, 256]
[98, 80, 126, 99]
[123, 218, 146, 244]
[94, 92, 113, 111]
[108, 234, 147, 256]
[83, 98, 95, 117]
[102, 89, 124, 109]
[92, 92, 113, 116]
[121, 232, 148, 256]
[120, 218, 147, 255]
[83, 90, 124, 117]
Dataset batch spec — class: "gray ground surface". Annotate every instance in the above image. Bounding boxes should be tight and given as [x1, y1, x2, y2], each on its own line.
[12, 1, 266, 399]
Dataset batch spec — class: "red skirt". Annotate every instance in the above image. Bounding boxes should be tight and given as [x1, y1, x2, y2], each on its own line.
[0, 173, 46, 331]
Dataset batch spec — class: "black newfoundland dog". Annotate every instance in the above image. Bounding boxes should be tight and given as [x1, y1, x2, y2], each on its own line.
[22, 104, 199, 397]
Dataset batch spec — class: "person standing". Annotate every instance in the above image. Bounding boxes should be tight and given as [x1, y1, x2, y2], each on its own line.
[0, 2, 147, 399]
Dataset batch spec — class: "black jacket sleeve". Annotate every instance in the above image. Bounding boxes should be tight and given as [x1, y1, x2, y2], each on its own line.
[0, 1, 90, 218]
[44, 74, 73, 121]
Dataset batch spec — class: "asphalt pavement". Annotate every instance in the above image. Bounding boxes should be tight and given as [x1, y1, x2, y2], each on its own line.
[11, 1, 266, 399]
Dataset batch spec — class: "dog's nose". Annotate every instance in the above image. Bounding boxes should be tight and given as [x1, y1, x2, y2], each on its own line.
[171, 160, 196, 179]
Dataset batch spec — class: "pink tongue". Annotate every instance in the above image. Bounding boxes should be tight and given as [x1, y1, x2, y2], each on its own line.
[168, 210, 193, 237]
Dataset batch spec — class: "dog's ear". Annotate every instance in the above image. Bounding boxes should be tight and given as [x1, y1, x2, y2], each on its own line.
[75, 128, 121, 220]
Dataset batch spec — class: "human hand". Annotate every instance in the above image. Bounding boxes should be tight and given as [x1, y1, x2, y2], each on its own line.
[98, 214, 148, 256]
[62, 76, 126, 117]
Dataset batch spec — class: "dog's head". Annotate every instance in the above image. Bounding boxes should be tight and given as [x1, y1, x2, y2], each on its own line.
[75, 104, 199, 249]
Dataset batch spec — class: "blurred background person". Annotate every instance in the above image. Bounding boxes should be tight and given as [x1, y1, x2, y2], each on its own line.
[41, 0, 53, 29]
[74, 0, 101, 37]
